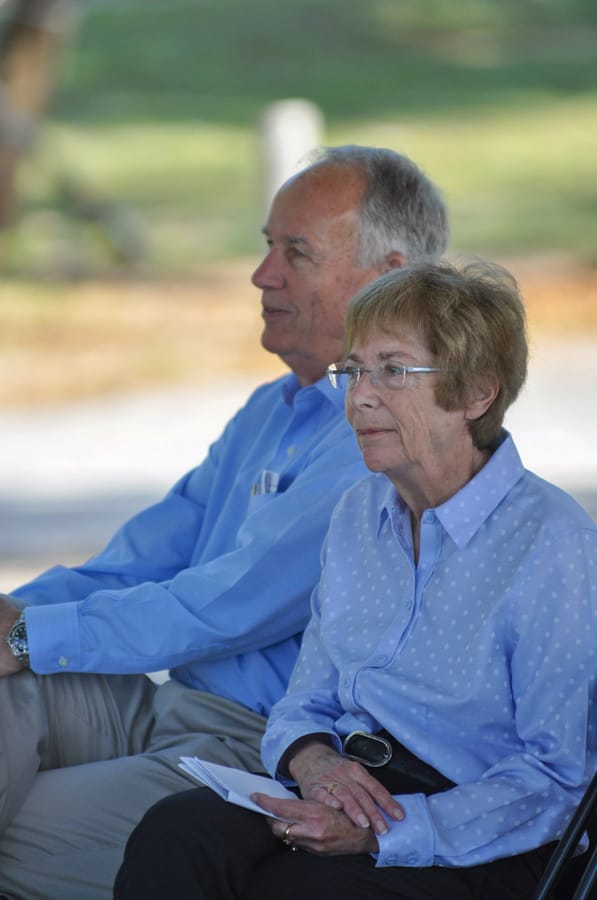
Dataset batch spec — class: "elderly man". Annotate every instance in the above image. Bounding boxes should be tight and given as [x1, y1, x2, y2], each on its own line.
[0, 145, 448, 899]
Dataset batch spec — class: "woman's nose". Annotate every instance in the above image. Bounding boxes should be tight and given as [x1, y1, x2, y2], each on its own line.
[348, 372, 381, 407]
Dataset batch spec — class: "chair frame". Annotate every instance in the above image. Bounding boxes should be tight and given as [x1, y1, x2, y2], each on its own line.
[532, 771, 597, 900]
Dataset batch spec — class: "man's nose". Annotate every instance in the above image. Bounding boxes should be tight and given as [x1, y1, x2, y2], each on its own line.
[251, 251, 285, 289]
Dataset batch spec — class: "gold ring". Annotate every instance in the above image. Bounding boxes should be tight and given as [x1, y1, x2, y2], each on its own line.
[282, 822, 293, 846]
[326, 783, 339, 795]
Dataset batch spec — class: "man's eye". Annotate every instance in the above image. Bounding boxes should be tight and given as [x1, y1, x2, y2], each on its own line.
[344, 366, 360, 379]
[286, 247, 307, 262]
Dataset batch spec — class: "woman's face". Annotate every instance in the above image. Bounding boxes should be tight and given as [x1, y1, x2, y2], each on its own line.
[345, 327, 473, 488]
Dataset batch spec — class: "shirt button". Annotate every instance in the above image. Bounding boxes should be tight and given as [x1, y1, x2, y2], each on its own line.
[58, 656, 69, 667]
[407, 854, 418, 865]
[387, 856, 399, 865]
[287, 445, 296, 456]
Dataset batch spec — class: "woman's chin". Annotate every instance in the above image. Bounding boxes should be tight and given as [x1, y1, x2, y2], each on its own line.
[360, 451, 389, 474]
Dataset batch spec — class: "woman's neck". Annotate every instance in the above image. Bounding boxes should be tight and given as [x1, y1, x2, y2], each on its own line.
[395, 444, 491, 563]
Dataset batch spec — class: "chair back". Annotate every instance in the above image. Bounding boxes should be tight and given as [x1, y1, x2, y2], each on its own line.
[532, 771, 597, 900]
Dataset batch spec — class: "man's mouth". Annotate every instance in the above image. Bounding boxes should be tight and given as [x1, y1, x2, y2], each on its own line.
[262, 304, 291, 321]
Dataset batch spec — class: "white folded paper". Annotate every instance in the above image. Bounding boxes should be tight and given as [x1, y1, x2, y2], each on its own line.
[179, 756, 298, 818]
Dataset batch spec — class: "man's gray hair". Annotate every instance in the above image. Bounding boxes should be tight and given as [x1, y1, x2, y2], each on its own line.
[307, 145, 449, 266]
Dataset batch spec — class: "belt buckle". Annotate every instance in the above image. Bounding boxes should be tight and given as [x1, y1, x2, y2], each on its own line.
[342, 731, 393, 768]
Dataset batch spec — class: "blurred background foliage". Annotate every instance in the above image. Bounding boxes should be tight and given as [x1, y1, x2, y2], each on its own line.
[2, 0, 595, 584]
[3, 0, 597, 277]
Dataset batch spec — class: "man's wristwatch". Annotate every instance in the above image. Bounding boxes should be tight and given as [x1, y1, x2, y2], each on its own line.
[5, 611, 30, 667]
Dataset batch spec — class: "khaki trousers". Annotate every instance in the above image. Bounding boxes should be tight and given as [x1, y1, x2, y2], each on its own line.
[0, 670, 266, 900]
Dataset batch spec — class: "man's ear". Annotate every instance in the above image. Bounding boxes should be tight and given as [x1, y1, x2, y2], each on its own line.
[464, 378, 499, 422]
[383, 251, 407, 272]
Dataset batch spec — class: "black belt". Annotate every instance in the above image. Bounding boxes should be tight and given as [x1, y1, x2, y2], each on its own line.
[342, 730, 455, 796]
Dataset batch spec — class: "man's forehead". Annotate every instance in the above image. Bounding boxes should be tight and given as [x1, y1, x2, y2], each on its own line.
[268, 165, 364, 223]
[262, 195, 361, 253]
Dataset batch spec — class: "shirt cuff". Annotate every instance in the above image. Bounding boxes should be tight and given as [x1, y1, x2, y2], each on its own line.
[25, 601, 82, 673]
[374, 793, 435, 868]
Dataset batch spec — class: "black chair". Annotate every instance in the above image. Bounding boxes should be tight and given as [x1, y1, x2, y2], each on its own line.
[532, 770, 597, 900]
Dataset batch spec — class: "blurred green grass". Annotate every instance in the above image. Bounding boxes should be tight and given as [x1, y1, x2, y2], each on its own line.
[6, 0, 597, 275]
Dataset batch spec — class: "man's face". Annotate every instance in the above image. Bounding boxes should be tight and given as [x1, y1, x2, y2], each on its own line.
[251, 164, 387, 386]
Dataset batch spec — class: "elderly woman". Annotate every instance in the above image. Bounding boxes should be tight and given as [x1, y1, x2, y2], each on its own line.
[114, 261, 596, 900]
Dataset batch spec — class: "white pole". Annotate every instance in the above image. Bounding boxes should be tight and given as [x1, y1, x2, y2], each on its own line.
[260, 98, 325, 211]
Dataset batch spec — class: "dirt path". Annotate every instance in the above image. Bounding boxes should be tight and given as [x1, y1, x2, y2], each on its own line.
[2, 256, 596, 589]
[1, 256, 596, 408]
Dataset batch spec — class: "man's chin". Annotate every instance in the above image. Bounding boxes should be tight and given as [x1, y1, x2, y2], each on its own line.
[260, 327, 291, 358]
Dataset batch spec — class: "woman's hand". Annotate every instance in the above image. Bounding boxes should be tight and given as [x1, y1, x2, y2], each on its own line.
[251, 793, 381, 856]
[286, 740, 404, 835]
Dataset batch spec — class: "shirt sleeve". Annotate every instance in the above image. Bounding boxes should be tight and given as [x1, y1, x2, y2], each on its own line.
[11, 426, 221, 607]
[261, 550, 381, 778]
[21, 406, 367, 676]
[261, 580, 344, 778]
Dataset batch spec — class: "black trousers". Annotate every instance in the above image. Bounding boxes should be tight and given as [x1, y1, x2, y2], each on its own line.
[113, 785, 553, 900]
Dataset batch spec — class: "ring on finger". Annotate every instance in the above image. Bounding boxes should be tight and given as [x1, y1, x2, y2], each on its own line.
[282, 822, 294, 846]
[326, 782, 339, 795]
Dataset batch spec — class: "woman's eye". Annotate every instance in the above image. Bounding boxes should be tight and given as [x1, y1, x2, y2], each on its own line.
[384, 365, 404, 378]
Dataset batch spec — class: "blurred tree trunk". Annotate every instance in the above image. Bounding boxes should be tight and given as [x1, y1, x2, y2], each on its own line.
[0, 0, 75, 230]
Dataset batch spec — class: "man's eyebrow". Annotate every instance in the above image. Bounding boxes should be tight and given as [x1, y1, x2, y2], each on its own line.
[260, 228, 310, 249]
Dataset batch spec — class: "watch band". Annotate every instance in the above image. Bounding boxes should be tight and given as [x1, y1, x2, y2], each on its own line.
[5, 610, 30, 667]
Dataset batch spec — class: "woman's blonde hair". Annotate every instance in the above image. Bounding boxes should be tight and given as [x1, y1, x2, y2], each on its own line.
[343, 260, 528, 449]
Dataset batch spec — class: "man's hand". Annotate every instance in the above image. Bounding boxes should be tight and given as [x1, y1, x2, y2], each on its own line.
[252, 793, 381, 856]
[286, 740, 404, 835]
[0, 595, 25, 676]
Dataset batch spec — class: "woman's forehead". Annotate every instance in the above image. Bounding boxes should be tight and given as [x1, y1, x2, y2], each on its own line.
[347, 325, 427, 359]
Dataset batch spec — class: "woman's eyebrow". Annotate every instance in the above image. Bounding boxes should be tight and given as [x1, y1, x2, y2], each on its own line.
[344, 352, 364, 364]
[378, 349, 417, 362]
[346, 349, 416, 364]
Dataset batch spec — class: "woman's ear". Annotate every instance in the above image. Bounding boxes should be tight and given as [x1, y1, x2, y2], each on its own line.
[464, 377, 499, 422]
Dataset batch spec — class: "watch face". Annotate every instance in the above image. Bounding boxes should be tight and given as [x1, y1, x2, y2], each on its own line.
[8, 619, 29, 662]
[12, 624, 27, 651]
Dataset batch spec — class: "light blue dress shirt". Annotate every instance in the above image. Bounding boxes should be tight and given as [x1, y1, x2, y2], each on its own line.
[262, 432, 597, 866]
[14, 374, 366, 716]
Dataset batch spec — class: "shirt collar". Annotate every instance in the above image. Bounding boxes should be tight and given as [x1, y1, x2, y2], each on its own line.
[435, 430, 524, 547]
[280, 371, 346, 412]
[377, 430, 525, 548]
[378, 479, 407, 537]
